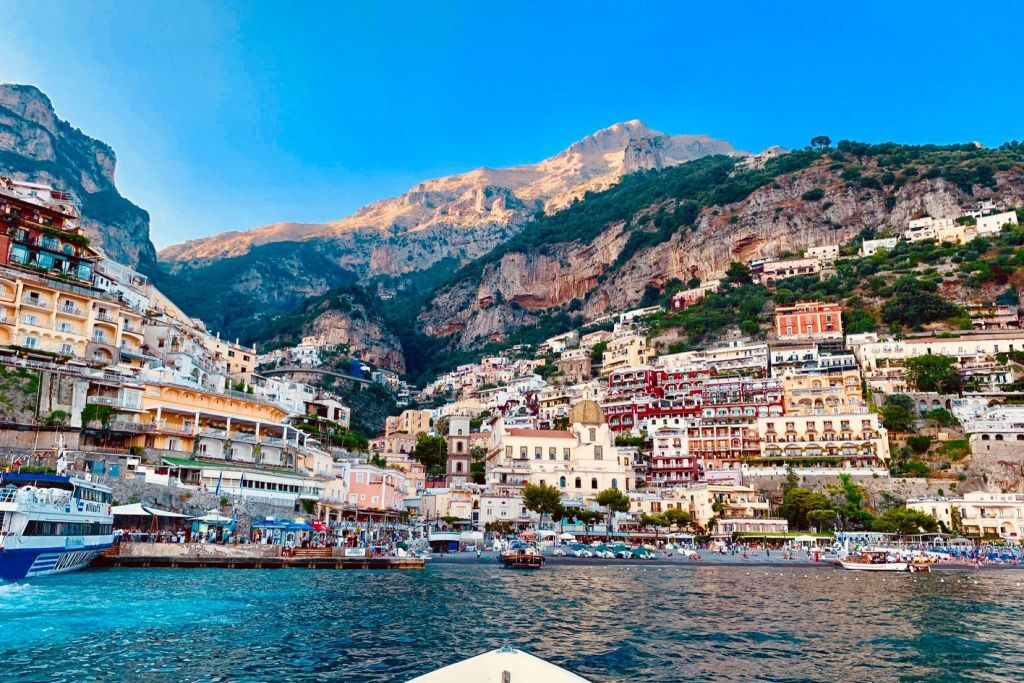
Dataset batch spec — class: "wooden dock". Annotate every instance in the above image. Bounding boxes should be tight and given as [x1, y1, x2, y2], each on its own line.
[94, 546, 425, 570]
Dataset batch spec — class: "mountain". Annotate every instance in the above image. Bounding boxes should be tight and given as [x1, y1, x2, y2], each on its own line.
[152, 121, 741, 340]
[0, 84, 156, 268]
[400, 140, 1024, 380]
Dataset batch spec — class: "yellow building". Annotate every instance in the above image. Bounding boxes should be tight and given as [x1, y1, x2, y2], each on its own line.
[485, 400, 633, 497]
[0, 266, 143, 367]
[781, 368, 866, 416]
[601, 333, 654, 376]
[909, 492, 1024, 539]
[116, 381, 306, 470]
[385, 409, 432, 437]
[757, 412, 890, 465]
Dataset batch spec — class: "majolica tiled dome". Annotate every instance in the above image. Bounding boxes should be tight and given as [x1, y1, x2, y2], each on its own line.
[569, 399, 605, 425]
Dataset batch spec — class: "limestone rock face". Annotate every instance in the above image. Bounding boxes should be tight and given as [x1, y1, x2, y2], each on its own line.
[158, 120, 740, 273]
[420, 162, 1024, 350]
[0, 84, 156, 268]
[304, 309, 406, 374]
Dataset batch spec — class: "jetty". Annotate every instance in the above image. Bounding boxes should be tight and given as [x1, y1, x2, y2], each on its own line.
[93, 543, 425, 570]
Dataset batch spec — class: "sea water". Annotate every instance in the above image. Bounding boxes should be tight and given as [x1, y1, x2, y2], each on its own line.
[1, 564, 1022, 682]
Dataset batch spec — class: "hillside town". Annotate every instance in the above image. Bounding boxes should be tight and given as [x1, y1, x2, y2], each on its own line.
[4, 173, 1024, 548]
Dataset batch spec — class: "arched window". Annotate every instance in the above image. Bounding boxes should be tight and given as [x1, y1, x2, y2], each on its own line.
[456, 441, 464, 453]
[575, 477, 582, 489]
[589, 428, 596, 442]
[591, 478, 598, 490]
[455, 461, 463, 473]
[559, 476, 566, 488]
[611, 478, 618, 490]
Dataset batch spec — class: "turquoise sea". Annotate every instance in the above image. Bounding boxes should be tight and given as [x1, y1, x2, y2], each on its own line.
[1, 563, 1022, 682]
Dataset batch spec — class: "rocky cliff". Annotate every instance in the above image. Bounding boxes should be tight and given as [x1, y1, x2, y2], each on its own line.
[0, 84, 156, 268]
[258, 286, 406, 374]
[419, 144, 1024, 352]
[155, 121, 741, 342]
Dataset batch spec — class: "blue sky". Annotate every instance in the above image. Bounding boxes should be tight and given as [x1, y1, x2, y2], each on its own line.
[1, 1, 1021, 249]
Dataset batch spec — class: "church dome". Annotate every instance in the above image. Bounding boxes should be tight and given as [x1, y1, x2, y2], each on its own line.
[569, 399, 605, 425]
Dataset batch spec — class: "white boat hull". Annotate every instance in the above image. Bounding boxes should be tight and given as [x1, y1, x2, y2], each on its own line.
[839, 560, 908, 572]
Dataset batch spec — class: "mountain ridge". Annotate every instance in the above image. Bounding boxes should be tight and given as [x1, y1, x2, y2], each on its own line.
[0, 83, 157, 267]
[158, 120, 742, 265]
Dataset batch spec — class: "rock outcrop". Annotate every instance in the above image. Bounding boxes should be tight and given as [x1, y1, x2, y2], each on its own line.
[0, 84, 156, 268]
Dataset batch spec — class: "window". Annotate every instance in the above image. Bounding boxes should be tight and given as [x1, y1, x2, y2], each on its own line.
[519, 446, 528, 459]
[563, 448, 570, 461]
[534, 447, 542, 460]
[505, 446, 512, 458]
[23, 335, 38, 349]
[59, 343, 73, 355]
[589, 428, 596, 442]
[455, 461, 463, 473]
[594, 446, 603, 460]
[559, 476, 566, 488]
[574, 477, 581, 489]
[548, 447, 556, 460]
[356, 473, 364, 484]
[591, 478, 598, 490]
[611, 478, 618, 490]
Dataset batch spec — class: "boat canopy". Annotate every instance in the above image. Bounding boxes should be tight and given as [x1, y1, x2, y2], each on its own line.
[112, 503, 190, 518]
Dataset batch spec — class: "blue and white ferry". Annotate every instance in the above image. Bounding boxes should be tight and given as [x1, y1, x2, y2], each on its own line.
[0, 472, 113, 581]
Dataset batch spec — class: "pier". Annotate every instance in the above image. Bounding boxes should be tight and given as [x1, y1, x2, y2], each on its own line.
[93, 543, 425, 570]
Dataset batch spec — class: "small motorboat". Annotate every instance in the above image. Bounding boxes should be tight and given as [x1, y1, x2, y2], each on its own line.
[407, 646, 590, 682]
[909, 556, 932, 573]
[501, 542, 545, 569]
[839, 550, 908, 572]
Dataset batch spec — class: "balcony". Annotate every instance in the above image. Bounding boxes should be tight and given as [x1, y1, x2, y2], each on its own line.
[199, 427, 227, 439]
[56, 303, 85, 318]
[94, 311, 116, 324]
[86, 395, 142, 410]
[20, 296, 51, 310]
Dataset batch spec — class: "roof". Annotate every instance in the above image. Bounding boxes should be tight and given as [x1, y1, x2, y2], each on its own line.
[161, 456, 310, 480]
[506, 428, 575, 439]
[112, 503, 190, 518]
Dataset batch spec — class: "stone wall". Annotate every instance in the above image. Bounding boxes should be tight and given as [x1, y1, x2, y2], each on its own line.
[119, 542, 281, 558]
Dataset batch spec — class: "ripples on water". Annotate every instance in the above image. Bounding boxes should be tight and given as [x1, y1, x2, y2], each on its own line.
[1, 565, 1022, 682]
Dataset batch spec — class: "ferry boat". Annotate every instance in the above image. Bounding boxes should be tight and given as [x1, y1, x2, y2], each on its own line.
[501, 542, 545, 569]
[0, 472, 114, 581]
[838, 550, 909, 572]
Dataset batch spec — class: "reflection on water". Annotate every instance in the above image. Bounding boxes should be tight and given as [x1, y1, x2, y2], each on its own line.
[0, 564, 1021, 682]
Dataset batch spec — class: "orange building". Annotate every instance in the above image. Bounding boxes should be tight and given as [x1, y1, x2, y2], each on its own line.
[774, 301, 843, 341]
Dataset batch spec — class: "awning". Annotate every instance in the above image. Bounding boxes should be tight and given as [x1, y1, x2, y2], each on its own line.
[112, 503, 190, 518]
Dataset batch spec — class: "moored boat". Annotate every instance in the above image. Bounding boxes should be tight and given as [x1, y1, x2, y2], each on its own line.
[838, 550, 908, 572]
[0, 472, 113, 581]
[501, 542, 544, 569]
[407, 646, 589, 682]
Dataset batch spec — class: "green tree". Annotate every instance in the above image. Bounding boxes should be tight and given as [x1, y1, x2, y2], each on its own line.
[595, 487, 631, 531]
[830, 473, 874, 531]
[807, 508, 837, 532]
[782, 464, 800, 496]
[871, 507, 939, 535]
[662, 507, 693, 530]
[810, 135, 832, 149]
[412, 434, 448, 472]
[780, 487, 833, 530]
[725, 261, 753, 286]
[881, 394, 917, 432]
[906, 435, 932, 454]
[880, 277, 962, 328]
[904, 355, 962, 394]
[522, 482, 564, 526]
[589, 341, 608, 362]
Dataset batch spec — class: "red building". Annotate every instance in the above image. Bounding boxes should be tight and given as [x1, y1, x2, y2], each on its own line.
[687, 377, 784, 470]
[774, 301, 843, 341]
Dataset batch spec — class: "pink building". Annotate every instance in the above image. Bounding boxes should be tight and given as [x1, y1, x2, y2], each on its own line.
[344, 463, 408, 513]
[774, 301, 843, 340]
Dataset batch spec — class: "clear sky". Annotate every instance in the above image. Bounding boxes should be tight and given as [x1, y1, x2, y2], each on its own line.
[1, 1, 1021, 249]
